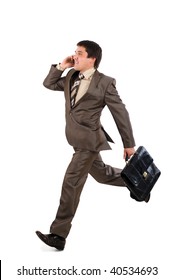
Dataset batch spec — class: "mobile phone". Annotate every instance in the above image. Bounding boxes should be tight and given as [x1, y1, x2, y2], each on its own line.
[67, 57, 74, 65]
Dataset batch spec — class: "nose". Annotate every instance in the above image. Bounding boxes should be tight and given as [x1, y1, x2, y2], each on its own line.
[73, 54, 77, 60]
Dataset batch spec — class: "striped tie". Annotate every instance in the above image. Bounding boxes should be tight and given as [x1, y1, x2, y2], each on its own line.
[70, 73, 84, 107]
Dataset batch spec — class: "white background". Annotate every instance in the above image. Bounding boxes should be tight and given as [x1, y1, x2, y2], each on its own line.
[0, 0, 172, 279]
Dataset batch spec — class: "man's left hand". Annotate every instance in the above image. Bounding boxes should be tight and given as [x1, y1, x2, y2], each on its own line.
[123, 147, 135, 161]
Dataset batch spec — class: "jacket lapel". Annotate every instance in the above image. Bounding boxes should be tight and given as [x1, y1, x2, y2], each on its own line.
[65, 69, 79, 108]
[65, 69, 102, 108]
[87, 70, 101, 92]
[72, 70, 101, 107]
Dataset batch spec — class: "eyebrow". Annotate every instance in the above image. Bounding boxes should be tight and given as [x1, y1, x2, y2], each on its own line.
[75, 50, 84, 54]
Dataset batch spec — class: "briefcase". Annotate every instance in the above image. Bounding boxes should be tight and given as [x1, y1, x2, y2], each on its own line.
[121, 146, 161, 201]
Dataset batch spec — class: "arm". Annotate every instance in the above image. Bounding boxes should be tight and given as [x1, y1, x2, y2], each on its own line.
[43, 65, 65, 91]
[105, 79, 136, 159]
[43, 56, 75, 91]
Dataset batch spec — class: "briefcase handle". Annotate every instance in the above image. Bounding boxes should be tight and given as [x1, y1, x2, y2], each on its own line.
[125, 153, 134, 164]
[125, 154, 129, 162]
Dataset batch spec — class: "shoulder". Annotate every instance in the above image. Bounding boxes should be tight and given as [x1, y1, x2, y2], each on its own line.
[95, 70, 116, 87]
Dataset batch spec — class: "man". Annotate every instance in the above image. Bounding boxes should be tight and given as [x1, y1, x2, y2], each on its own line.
[36, 40, 136, 251]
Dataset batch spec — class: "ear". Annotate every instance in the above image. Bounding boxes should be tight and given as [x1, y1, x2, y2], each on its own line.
[90, 57, 96, 66]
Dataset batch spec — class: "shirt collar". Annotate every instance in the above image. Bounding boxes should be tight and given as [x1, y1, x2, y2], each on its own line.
[82, 67, 96, 80]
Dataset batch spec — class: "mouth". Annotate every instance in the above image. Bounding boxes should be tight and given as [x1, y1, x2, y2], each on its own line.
[74, 58, 79, 64]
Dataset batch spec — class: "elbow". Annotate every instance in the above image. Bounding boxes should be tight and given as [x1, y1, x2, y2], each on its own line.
[43, 79, 50, 89]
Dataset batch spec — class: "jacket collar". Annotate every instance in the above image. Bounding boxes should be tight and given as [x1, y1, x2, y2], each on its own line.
[65, 69, 102, 107]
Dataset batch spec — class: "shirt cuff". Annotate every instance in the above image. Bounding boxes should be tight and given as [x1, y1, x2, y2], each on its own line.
[56, 63, 65, 71]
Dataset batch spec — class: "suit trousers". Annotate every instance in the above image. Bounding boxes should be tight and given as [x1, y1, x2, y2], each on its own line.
[50, 148, 125, 238]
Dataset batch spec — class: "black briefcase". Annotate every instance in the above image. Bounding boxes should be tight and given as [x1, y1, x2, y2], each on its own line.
[121, 146, 161, 201]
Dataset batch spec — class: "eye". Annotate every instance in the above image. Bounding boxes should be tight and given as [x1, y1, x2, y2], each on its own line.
[77, 51, 83, 56]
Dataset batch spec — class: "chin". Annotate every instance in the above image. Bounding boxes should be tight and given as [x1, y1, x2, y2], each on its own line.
[74, 65, 80, 71]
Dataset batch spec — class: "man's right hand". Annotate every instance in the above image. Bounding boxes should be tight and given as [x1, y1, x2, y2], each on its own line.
[60, 56, 74, 70]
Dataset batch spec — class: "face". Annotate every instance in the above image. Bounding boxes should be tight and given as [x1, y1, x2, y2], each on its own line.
[73, 46, 96, 72]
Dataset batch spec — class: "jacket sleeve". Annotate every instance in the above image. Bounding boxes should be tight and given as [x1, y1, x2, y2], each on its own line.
[43, 65, 66, 91]
[104, 79, 136, 148]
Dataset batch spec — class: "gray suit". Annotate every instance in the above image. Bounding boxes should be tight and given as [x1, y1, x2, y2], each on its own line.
[43, 65, 135, 238]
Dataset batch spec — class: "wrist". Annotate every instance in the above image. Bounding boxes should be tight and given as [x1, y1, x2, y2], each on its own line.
[56, 63, 65, 71]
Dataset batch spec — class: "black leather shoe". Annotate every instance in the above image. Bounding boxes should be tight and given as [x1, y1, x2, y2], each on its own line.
[36, 231, 65, 250]
[130, 192, 150, 203]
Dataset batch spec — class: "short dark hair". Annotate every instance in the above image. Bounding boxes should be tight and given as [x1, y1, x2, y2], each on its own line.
[77, 40, 102, 69]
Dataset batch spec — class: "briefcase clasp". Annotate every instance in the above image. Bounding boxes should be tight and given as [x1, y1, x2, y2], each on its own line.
[143, 171, 148, 179]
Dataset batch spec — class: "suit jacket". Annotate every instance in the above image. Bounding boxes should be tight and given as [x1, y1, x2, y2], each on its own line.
[43, 65, 135, 152]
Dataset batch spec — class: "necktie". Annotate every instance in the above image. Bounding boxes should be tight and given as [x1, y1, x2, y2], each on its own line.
[70, 73, 84, 107]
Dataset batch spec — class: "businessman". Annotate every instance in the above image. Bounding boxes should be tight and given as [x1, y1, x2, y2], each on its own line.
[36, 40, 137, 251]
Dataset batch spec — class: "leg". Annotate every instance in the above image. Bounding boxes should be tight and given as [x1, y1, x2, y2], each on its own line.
[50, 149, 99, 238]
[89, 154, 150, 203]
[89, 153, 125, 186]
